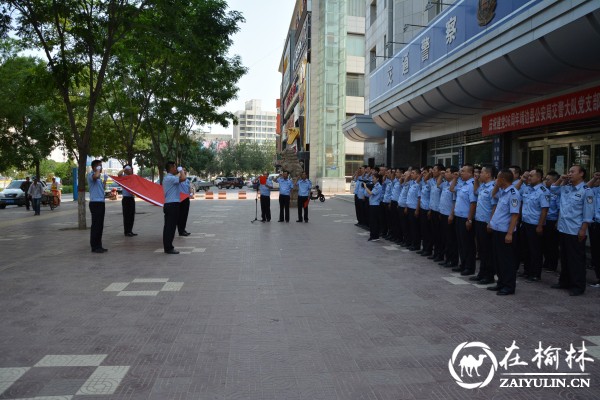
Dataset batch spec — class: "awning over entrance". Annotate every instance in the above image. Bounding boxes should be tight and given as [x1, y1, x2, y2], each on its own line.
[369, 2, 600, 133]
[342, 114, 387, 142]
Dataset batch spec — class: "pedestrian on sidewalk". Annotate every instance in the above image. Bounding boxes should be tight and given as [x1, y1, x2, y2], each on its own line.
[20, 177, 32, 211]
[163, 161, 186, 254]
[277, 171, 293, 222]
[27, 177, 44, 216]
[178, 168, 192, 236]
[88, 160, 108, 253]
[296, 171, 312, 223]
[118, 164, 137, 237]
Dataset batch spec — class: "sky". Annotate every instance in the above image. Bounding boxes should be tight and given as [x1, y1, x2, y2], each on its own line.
[206, 0, 296, 137]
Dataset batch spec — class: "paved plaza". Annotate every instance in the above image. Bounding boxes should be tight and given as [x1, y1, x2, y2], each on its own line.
[1, 195, 600, 399]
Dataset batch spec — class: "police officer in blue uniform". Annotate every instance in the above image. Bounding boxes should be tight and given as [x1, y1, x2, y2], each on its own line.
[296, 171, 312, 223]
[452, 164, 478, 275]
[487, 169, 521, 295]
[549, 165, 595, 296]
[406, 169, 422, 251]
[276, 171, 294, 222]
[88, 160, 108, 253]
[428, 164, 445, 261]
[438, 166, 459, 268]
[521, 169, 550, 282]
[587, 172, 600, 287]
[353, 166, 365, 226]
[364, 174, 382, 241]
[471, 165, 497, 284]
[118, 164, 137, 237]
[381, 168, 393, 238]
[259, 171, 273, 222]
[388, 168, 403, 243]
[398, 170, 411, 246]
[418, 167, 433, 257]
[163, 161, 186, 254]
[543, 171, 561, 272]
[178, 170, 192, 236]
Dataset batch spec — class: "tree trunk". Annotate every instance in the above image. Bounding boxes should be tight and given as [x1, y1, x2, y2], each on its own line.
[35, 160, 40, 181]
[77, 156, 88, 230]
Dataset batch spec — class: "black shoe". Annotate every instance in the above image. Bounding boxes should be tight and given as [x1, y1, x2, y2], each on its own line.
[427, 255, 436, 259]
[551, 284, 568, 289]
[165, 249, 180, 254]
[421, 252, 433, 257]
[415, 250, 425, 255]
[179, 231, 191, 236]
[497, 290, 515, 296]
[438, 261, 449, 266]
[460, 270, 475, 276]
[487, 286, 501, 291]
[354, 223, 361, 226]
[477, 279, 496, 285]
[469, 276, 482, 282]
[296, 220, 303, 222]
[278, 219, 284, 222]
[451, 267, 462, 272]
[125, 232, 135, 237]
[525, 277, 540, 282]
[267, 219, 271, 222]
[304, 220, 308, 223]
[569, 290, 584, 296]
[91, 248, 105, 253]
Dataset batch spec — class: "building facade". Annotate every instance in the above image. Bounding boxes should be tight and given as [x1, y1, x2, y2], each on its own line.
[344, 0, 600, 174]
[279, 0, 366, 192]
[232, 99, 277, 145]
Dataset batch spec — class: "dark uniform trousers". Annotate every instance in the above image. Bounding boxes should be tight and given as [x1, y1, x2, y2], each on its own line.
[543, 220, 559, 271]
[492, 230, 517, 293]
[419, 210, 432, 253]
[590, 222, 600, 280]
[163, 202, 179, 251]
[354, 195, 361, 224]
[430, 211, 443, 258]
[279, 194, 290, 222]
[559, 233, 587, 293]
[122, 196, 135, 234]
[361, 199, 369, 227]
[260, 195, 271, 221]
[441, 214, 458, 266]
[177, 197, 190, 234]
[390, 201, 399, 240]
[514, 224, 527, 272]
[474, 220, 494, 280]
[297, 196, 308, 221]
[381, 202, 390, 236]
[89, 201, 105, 250]
[369, 204, 380, 239]
[523, 222, 543, 279]
[399, 207, 409, 244]
[407, 208, 421, 249]
[455, 216, 476, 272]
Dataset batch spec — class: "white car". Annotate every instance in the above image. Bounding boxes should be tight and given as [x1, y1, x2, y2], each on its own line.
[268, 173, 280, 190]
[0, 179, 46, 209]
[213, 176, 226, 186]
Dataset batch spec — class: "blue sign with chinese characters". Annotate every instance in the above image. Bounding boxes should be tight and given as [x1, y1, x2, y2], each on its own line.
[369, 0, 542, 104]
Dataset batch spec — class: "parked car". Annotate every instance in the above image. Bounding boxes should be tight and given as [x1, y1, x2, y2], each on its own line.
[217, 177, 244, 189]
[188, 176, 212, 192]
[0, 179, 46, 209]
[213, 176, 226, 186]
[245, 176, 256, 188]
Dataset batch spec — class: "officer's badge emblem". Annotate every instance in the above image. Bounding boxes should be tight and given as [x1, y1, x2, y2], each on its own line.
[545, 195, 550, 202]
[511, 198, 518, 207]
[477, 0, 497, 26]
[588, 196, 594, 204]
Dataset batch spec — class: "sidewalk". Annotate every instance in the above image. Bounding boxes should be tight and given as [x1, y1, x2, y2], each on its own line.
[0, 197, 599, 399]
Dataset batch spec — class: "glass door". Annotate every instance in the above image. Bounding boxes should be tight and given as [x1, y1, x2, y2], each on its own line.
[570, 144, 592, 175]
[549, 146, 568, 175]
[528, 147, 544, 171]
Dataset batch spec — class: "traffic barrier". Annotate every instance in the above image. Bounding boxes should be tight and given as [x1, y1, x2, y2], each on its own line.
[205, 191, 214, 200]
[238, 191, 246, 199]
[218, 191, 227, 200]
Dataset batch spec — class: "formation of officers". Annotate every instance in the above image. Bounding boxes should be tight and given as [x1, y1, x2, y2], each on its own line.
[353, 164, 600, 296]
[255, 170, 312, 223]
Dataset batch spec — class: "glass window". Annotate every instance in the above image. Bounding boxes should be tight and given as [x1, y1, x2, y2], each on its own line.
[594, 144, 600, 174]
[347, 0, 366, 17]
[464, 142, 493, 166]
[570, 144, 591, 174]
[550, 146, 568, 175]
[346, 74, 365, 97]
[370, 0, 377, 26]
[347, 34, 365, 57]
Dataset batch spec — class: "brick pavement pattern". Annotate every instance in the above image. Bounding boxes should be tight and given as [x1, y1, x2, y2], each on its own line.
[1, 196, 600, 399]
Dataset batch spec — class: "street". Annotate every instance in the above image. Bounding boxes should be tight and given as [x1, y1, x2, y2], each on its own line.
[0, 196, 600, 399]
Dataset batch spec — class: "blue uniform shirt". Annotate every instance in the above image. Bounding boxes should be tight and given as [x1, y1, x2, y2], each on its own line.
[357, 173, 369, 199]
[367, 182, 383, 206]
[439, 181, 456, 216]
[490, 185, 521, 233]
[122, 175, 133, 197]
[454, 178, 476, 218]
[429, 178, 442, 212]
[87, 171, 106, 202]
[382, 178, 392, 203]
[406, 180, 420, 209]
[163, 173, 181, 203]
[278, 177, 294, 196]
[521, 183, 550, 225]
[420, 180, 431, 211]
[546, 187, 560, 221]
[475, 180, 497, 223]
[390, 178, 400, 202]
[551, 182, 594, 235]
[594, 187, 600, 223]
[297, 179, 312, 196]
[399, 182, 410, 207]
[259, 178, 273, 196]
[179, 179, 190, 195]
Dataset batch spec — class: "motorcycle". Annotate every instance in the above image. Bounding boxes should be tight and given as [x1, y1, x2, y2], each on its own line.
[309, 185, 325, 202]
